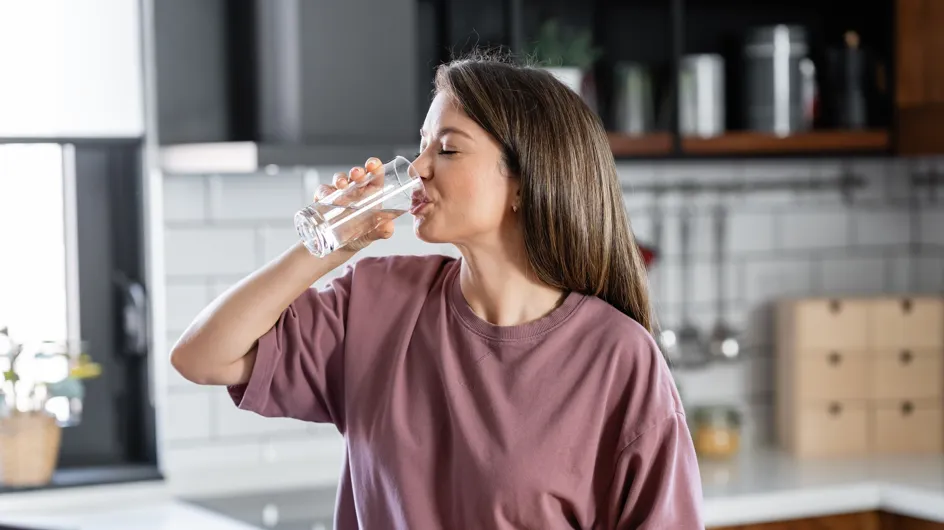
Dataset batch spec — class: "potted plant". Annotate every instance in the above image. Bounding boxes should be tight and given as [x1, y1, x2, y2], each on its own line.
[529, 18, 602, 100]
[0, 328, 101, 487]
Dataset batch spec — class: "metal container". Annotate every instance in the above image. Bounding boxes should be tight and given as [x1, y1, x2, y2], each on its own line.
[743, 25, 816, 135]
[614, 62, 654, 136]
[678, 54, 725, 138]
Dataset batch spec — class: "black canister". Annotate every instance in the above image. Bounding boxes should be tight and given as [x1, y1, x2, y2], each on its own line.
[824, 31, 871, 129]
[743, 25, 816, 136]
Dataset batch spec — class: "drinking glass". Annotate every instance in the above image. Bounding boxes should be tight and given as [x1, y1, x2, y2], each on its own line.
[294, 156, 421, 257]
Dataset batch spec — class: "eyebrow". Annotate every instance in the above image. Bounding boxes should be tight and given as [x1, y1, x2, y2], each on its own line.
[419, 126, 473, 140]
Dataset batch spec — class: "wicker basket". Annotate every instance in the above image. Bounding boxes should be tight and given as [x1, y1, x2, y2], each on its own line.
[0, 411, 61, 487]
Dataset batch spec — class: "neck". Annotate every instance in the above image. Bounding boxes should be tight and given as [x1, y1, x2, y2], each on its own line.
[454, 237, 566, 327]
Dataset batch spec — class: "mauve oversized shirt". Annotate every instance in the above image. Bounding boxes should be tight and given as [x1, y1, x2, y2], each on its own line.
[228, 255, 703, 529]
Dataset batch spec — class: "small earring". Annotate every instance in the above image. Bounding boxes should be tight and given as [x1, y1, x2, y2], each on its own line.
[512, 204, 519, 213]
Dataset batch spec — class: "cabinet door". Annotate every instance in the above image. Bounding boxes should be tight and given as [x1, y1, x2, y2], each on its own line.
[0, 0, 144, 138]
[896, 0, 944, 154]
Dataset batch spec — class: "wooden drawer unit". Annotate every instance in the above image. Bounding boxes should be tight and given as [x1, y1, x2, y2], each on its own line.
[776, 296, 944, 458]
[871, 349, 943, 400]
[797, 351, 869, 401]
[791, 298, 870, 350]
[794, 401, 870, 458]
[872, 400, 944, 454]
[870, 297, 944, 349]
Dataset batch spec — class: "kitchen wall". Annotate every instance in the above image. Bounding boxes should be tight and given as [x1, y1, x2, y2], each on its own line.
[621, 156, 944, 448]
[159, 156, 944, 492]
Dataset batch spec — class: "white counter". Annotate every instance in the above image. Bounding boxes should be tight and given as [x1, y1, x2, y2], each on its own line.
[0, 481, 257, 530]
[1, 449, 942, 529]
[702, 449, 944, 527]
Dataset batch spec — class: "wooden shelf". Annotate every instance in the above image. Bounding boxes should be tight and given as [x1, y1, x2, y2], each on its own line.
[607, 132, 674, 157]
[681, 130, 890, 155]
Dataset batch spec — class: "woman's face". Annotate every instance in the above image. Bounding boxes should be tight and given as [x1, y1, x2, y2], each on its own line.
[410, 92, 519, 246]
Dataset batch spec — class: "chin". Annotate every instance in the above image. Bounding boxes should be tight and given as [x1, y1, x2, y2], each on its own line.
[413, 216, 450, 244]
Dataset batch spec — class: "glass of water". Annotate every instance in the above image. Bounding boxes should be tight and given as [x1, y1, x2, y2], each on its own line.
[294, 156, 421, 257]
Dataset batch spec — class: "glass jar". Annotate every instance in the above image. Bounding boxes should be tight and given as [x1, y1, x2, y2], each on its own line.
[692, 405, 741, 459]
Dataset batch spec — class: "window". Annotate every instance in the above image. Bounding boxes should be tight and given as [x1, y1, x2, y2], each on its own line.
[0, 141, 157, 478]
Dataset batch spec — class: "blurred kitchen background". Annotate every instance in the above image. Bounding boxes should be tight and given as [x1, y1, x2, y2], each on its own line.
[1, 0, 943, 529]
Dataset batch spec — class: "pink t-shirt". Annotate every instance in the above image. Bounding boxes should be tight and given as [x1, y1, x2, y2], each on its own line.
[228, 255, 703, 529]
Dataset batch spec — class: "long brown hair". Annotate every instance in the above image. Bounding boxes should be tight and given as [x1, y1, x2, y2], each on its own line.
[435, 53, 654, 334]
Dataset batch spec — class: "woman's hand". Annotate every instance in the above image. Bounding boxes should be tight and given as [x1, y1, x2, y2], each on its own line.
[314, 157, 396, 252]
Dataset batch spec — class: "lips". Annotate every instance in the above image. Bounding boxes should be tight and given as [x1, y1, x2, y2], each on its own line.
[410, 188, 431, 215]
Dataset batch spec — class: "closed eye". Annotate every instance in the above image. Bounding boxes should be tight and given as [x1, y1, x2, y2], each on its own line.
[413, 149, 458, 159]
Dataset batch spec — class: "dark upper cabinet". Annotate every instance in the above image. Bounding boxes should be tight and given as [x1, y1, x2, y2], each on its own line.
[433, 0, 904, 158]
[153, 0, 941, 160]
[153, 0, 231, 145]
[895, 0, 944, 155]
[153, 0, 420, 148]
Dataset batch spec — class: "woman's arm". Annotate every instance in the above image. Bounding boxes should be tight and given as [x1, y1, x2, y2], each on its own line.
[170, 157, 392, 387]
[170, 243, 355, 386]
[608, 412, 704, 529]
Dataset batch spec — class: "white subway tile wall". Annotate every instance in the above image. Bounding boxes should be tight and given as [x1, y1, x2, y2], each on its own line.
[852, 208, 912, 247]
[160, 157, 944, 467]
[163, 175, 207, 222]
[164, 392, 214, 442]
[207, 172, 305, 221]
[819, 256, 888, 295]
[164, 227, 258, 276]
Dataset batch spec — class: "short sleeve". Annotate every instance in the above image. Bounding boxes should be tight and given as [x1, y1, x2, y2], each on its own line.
[227, 266, 353, 431]
[607, 413, 704, 529]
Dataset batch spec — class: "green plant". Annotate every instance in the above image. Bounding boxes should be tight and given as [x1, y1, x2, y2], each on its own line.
[0, 327, 101, 424]
[530, 19, 602, 70]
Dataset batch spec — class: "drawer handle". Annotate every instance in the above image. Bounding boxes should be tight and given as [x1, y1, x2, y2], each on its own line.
[901, 401, 914, 416]
[828, 402, 843, 416]
[901, 298, 913, 314]
[829, 299, 842, 314]
[828, 351, 842, 366]
[900, 349, 913, 364]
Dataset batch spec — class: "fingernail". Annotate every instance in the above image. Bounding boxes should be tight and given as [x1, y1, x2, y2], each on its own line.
[366, 158, 381, 170]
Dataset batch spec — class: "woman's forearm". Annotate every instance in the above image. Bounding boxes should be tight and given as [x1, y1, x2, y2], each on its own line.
[170, 242, 354, 385]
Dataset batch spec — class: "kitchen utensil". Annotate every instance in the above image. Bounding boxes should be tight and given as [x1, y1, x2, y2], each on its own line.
[674, 201, 708, 368]
[679, 54, 725, 138]
[650, 198, 677, 359]
[614, 62, 655, 136]
[743, 25, 816, 135]
[708, 203, 740, 361]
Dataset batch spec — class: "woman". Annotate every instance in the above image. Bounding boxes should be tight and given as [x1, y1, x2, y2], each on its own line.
[171, 54, 703, 529]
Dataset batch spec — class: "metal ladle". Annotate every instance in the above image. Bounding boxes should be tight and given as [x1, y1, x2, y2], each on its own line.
[651, 198, 678, 360]
[675, 200, 708, 368]
[708, 202, 740, 361]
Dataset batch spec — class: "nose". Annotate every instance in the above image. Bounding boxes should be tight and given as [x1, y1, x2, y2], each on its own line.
[412, 150, 432, 180]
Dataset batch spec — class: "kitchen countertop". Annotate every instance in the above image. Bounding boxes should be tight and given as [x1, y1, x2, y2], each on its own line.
[1, 449, 942, 528]
[0, 481, 257, 530]
[701, 449, 944, 526]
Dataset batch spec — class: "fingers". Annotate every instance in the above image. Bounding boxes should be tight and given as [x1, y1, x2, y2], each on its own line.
[350, 158, 384, 186]
[317, 157, 383, 203]
[377, 220, 394, 239]
[314, 184, 337, 201]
